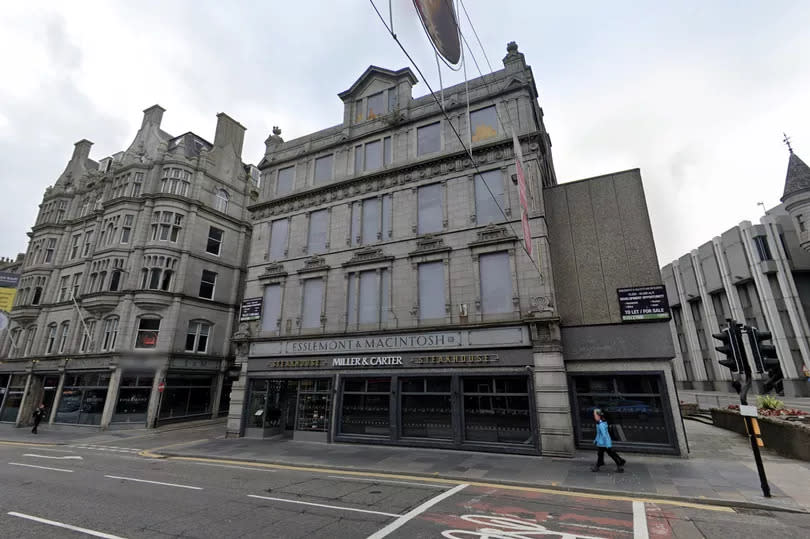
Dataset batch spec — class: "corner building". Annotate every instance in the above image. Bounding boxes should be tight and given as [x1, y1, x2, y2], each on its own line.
[0, 106, 251, 429]
[229, 43, 685, 456]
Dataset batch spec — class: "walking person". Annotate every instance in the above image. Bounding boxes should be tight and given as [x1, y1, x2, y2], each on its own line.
[31, 403, 46, 434]
[591, 408, 626, 473]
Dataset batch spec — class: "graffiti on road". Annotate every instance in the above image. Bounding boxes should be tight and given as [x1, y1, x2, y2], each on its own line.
[441, 514, 608, 539]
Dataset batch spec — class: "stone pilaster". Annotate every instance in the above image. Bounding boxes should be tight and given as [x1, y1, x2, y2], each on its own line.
[531, 321, 575, 457]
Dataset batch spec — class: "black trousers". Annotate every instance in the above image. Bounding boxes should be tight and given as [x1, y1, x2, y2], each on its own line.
[32, 417, 42, 433]
[596, 447, 624, 466]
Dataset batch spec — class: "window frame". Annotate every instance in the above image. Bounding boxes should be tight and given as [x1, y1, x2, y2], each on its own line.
[300, 277, 325, 330]
[101, 317, 119, 351]
[206, 226, 224, 256]
[199, 270, 217, 300]
[469, 105, 499, 143]
[276, 166, 295, 195]
[214, 189, 229, 213]
[417, 121, 441, 156]
[314, 154, 334, 184]
[185, 321, 211, 353]
[134, 317, 160, 349]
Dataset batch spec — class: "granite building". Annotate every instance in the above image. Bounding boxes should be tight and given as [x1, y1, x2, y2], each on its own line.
[0, 106, 251, 429]
[661, 150, 810, 397]
[228, 43, 685, 456]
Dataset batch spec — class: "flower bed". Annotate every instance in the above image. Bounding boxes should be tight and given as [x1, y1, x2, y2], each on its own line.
[711, 407, 810, 462]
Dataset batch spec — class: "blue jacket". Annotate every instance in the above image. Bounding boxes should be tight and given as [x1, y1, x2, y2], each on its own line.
[594, 420, 612, 448]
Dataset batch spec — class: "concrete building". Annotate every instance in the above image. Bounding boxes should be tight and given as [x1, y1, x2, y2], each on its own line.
[0, 106, 251, 429]
[661, 150, 810, 398]
[228, 43, 684, 456]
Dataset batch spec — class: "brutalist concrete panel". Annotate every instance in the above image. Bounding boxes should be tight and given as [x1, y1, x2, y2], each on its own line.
[661, 264, 680, 306]
[678, 254, 699, 299]
[698, 241, 723, 292]
[720, 227, 751, 283]
[561, 322, 674, 361]
[612, 170, 661, 286]
[544, 185, 583, 325]
[589, 175, 629, 323]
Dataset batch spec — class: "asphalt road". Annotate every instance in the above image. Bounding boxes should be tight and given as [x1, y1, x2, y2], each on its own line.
[1, 438, 809, 538]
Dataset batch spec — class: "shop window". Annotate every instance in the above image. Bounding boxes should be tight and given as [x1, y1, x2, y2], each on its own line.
[570, 374, 673, 449]
[0, 375, 29, 422]
[314, 154, 334, 184]
[55, 371, 111, 425]
[418, 262, 445, 320]
[206, 226, 224, 256]
[470, 105, 498, 143]
[340, 378, 391, 436]
[475, 170, 505, 224]
[417, 183, 443, 234]
[307, 209, 329, 254]
[276, 166, 295, 195]
[268, 219, 289, 260]
[135, 318, 160, 348]
[296, 378, 332, 432]
[261, 284, 282, 332]
[301, 278, 323, 329]
[479, 251, 512, 314]
[462, 376, 532, 445]
[199, 270, 217, 300]
[185, 321, 211, 353]
[417, 122, 441, 155]
[112, 374, 153, 423]
[158, 374, 214, 421]
[399, 377, 452, 439]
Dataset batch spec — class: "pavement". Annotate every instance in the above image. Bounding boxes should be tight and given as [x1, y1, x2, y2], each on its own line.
[4, 417, 808, 514]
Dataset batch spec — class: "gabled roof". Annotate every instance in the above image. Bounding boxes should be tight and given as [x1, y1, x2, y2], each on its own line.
[782, 151, 810, 200]
[338, 66, 417, 101]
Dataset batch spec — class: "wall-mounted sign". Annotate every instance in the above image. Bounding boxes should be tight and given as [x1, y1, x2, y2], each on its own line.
[251, 350, 529, 372]
[617, 285, 670, 322]
[0, 271, 19, 312]
[240, 297, 263, 322]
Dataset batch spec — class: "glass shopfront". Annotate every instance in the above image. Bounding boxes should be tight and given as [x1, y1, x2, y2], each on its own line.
[113, 373, 154, 424]
[570, 373, 676, 452]
[0, 374, 27, 423]
[158, 374, 214, 423]
[55, 372, 111, 425]
[247, 378, 332, 437]
[336, 373, 536, 453]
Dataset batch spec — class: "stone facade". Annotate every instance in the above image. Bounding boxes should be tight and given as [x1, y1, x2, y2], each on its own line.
[0, 106, 251, 429]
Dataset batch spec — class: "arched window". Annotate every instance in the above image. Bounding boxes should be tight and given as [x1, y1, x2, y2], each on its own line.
[215, 189, 229, 213]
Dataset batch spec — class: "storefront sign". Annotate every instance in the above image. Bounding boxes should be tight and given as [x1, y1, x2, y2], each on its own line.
[252, 349, 530, 372]
[169, 358, 220, 370]
[617, 285, 670, 321]
[240, 297, 263, 322]
[250, 327, 531, 358]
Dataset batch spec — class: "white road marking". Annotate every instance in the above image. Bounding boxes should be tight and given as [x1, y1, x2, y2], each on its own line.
[21, 447, 78, 454]
[8, 512, 127, 539]
[633, 501, 649, 539]
[23, 454, 83, 460]
[193, 462, 276, 472]
[8, 462, 74, 473]
[327, 475, 447, 489]
[247, 494, 400, 518]
[104, 475, 202, 490]
[367, 483, 469, 539]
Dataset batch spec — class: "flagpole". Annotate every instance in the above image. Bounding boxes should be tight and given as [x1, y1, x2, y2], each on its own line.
[71, 293, 93, 350]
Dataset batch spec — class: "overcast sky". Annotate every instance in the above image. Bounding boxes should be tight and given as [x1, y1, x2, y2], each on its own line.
[1, 1, 808, 266]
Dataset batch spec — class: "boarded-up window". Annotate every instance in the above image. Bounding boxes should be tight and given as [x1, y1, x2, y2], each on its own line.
[479, 252, 512, 314]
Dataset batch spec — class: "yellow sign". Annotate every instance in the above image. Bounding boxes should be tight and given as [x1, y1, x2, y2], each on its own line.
[0, 287, 16, 312]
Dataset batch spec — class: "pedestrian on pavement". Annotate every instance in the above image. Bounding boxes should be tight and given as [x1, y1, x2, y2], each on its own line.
[591, 408, 625, 473]
[31, 403, 46, 434]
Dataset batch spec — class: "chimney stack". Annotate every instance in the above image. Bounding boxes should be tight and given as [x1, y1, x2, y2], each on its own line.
[142, 105, 165, 129]
[214, 112, 246, 157]
[72, 139, 93, 163]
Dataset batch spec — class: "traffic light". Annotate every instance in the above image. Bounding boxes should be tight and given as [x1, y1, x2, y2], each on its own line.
[747, 328, 783, 393]
[713, 322, 745, 373]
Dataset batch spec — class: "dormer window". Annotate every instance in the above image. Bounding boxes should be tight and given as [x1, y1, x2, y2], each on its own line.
[366, 91, 385, 120]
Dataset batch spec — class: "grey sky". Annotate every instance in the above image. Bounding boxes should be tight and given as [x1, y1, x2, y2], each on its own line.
[1, 1, 808, 266]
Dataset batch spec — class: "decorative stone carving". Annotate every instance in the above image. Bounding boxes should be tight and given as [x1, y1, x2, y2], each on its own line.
[408, 235, 451, 257]
[258, 262, 287, 280]
[343, 247, 394, 267]
[298, 255, 329, 274]
[468, 224, 517, 248]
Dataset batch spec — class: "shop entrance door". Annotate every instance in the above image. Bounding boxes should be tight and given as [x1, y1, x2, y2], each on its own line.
[40, 376, 60, 415]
